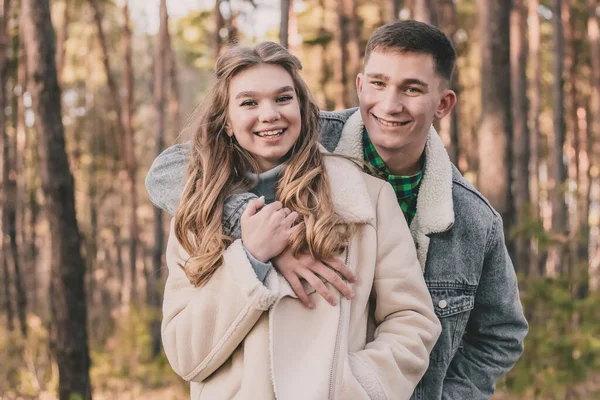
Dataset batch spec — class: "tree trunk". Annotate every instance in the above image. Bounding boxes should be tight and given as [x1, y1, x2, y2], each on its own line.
[437, 0, 460, 166]
[546, 0, 568, 277]
[55, 0, 69, 84]
[21, 0, 91, 398]
[150, 0, 169, 358]
[167, 33, 180, 140]
[528, 0, 541, 277]
[280, 0, 290, 48]
[334, 0, 348, 109]
[0, 0, 14, 333]
[383, 0, 402, 23]
[510, 0, 530, 274]
[587, 0, 600, 292]
[477, 0, 513, 235]
[8, 8, 27, 337]
[412, 0, 438, 26]
[342, 0, 359, 107]
[121, 0, 139, 305]
[89, 0, 124, 158]
[214, 0, 224, 59]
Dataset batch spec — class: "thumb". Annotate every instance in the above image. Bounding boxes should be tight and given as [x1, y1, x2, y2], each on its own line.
[242, 196, 265, 220]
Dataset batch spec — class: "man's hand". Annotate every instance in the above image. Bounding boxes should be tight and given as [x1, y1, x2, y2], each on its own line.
[272, 247, 356, 309]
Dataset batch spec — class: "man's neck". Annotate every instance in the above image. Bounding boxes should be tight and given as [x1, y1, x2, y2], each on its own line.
[375, 143, 425, 176]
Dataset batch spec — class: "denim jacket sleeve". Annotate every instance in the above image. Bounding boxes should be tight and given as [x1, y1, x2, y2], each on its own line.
[442, 214, 528, 400]
[145, 143, 191, 215]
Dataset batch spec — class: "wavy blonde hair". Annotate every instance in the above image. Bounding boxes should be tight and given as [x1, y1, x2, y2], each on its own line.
[174, 42, 353, 287]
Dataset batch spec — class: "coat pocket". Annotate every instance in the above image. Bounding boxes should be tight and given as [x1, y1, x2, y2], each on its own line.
[426, 281, 476, 363]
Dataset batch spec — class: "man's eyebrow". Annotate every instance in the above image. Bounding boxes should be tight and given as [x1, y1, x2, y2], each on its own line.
[235, 86, 295, 100]
[365, 73, 389, 81]
[402, 78, 429, 87]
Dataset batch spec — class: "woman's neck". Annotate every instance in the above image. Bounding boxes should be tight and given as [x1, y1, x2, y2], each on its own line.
[246, 163, 286, 204]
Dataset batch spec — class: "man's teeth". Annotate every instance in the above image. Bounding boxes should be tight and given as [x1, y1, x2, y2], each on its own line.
[375, 116, 408, 127]
[256, 129, 284, 137]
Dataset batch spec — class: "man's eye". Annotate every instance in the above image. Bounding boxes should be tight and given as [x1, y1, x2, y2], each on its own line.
[277, 95, 293, 102]
[406, 87, 421, 94]
[240, 100, 257, 106]
[371, 81, 384, 87]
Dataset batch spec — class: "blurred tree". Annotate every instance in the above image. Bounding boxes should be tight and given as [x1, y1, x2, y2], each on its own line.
[528, 0, 541, 277]
[21, 0, 91, 398]
[412, 0, 438, 25]
[437, 0, 460, 166]
[149, 0, 169, 359]
[214, 0, 224, 58]
[477, 0, 513, 235]
[511, 0, 530, 274]
[280, 0, 291, 48]
[547, 0, 568, 277]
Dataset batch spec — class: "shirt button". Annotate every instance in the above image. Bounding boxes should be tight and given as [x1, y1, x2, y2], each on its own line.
[438, 300, 448, 309]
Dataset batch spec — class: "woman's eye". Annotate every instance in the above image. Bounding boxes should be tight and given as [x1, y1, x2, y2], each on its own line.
[277, 95, 293, 102]
[240, 100, 257, 107]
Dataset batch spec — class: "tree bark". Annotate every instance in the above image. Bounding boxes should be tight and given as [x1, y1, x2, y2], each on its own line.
[8, 4, 27, 337]
[21, 0, 91, 398]
[55, 0, 69, 84]
[412, 0, 438, 26]
[587, 0, 600, 292]
[437, 0, 460, 166]
[342, 0, 359, 107]
[383, 0, 402, 23]
[511, 0, 530, 274]
[0, 0, 14, 333]
[546, 0, 568, 277]
[150, 0, 169, 358]
[334, 0, 348, 109]
[528, 0, 541, 277]
[121, 0, 139, 304]
[214, 0, 224, 59]
[280, 0, 290, 48]
[477, 0, 513, 235]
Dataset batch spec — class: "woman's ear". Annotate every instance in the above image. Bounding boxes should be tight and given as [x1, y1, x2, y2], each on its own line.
[225, 123, 233, 137]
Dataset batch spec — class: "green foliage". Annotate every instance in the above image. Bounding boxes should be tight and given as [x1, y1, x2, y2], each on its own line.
[500, 277, 600, 399]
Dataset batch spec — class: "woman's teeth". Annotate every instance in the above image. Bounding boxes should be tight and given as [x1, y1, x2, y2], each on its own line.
[256, 128, 284, 137]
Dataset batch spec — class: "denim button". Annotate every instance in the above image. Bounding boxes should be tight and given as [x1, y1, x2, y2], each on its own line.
[438, 299, 448, 309]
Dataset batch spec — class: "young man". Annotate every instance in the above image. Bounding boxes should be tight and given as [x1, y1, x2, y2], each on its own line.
[146, 20, 527, 400]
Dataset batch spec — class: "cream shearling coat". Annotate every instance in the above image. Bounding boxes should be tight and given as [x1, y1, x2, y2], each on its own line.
[161, 154, 441, 400]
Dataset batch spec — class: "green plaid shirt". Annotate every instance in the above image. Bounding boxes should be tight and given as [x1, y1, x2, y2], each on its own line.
[362, 129, 423, 225]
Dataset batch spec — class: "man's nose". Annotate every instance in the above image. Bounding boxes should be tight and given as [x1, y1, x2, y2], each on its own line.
[380, 91, 404, 114]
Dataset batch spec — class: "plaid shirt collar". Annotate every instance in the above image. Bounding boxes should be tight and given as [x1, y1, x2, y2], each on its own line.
[362, 129, 423, 223]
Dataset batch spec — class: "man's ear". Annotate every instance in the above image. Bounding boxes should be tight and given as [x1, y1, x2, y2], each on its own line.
[434, 89, 457, 119]
[356, 73, 364, 95]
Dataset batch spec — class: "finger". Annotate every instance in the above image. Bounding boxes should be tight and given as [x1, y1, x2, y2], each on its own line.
[312, 263, 354, 300]
[299, 270, 337, 306]
[285, 273, 314, 309]
[324, 258, 356, 283]
[242, 196, 265, 219]
[283, 211, 299, 227]
[262, 200, 283, 215]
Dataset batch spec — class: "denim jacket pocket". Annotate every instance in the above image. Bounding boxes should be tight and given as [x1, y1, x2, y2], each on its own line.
[426, 282, 477, 363]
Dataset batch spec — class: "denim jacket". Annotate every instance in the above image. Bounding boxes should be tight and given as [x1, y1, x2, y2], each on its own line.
[145, 109, 528, 400]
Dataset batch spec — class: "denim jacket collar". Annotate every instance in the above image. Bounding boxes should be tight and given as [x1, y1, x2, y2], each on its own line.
[333, 110, 455, 269]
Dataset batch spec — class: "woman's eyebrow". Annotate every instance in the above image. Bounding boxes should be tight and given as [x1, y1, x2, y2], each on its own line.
[235, 86, 295, 100]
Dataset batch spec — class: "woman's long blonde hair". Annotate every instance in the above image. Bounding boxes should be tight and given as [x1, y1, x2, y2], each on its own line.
[175, 41, 352, 287]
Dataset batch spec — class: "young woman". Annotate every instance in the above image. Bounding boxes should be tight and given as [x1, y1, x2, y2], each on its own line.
[161, 41, 441, 400]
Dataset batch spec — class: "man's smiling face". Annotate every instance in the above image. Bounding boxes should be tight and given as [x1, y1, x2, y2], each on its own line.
[356, 50, 446, 159]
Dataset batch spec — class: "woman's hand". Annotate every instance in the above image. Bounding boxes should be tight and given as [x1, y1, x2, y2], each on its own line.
[241, 197, 299, 263]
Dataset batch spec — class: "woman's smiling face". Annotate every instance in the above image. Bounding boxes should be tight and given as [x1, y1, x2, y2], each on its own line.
[226, 63, 302, 172]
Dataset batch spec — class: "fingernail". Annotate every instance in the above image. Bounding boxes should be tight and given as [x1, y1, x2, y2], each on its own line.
[348, 291, 354, 299]
[309, 302, 315, 309]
